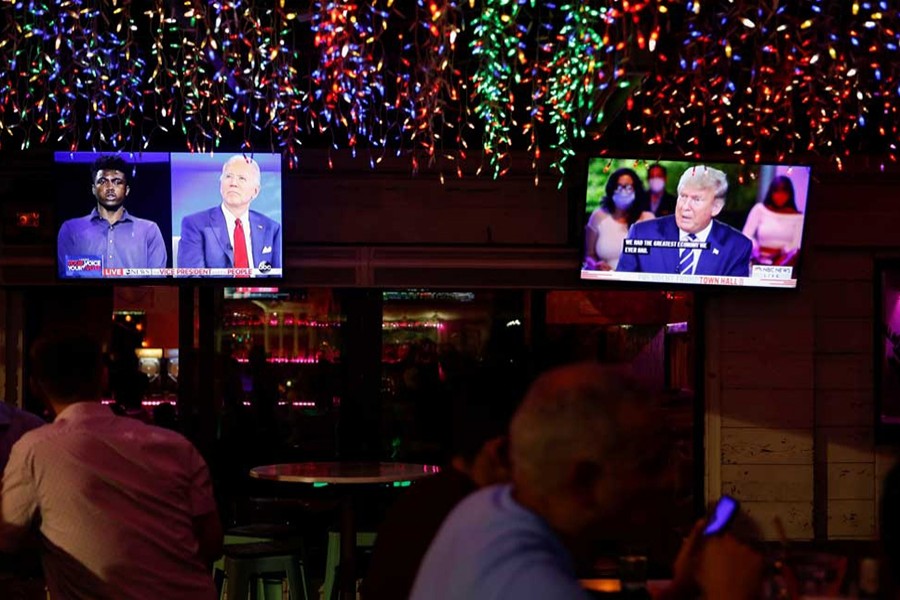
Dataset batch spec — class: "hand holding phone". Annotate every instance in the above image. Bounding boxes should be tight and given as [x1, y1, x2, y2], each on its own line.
[703, 495, 739, 536]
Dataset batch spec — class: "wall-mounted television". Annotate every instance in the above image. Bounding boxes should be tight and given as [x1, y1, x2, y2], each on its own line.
[55, 152, 283, 280]
[580, 158, 811, 289]
[223, 287, 286, 300]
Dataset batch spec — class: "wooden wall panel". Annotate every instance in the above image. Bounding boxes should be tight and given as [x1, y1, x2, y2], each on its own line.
[827, 464, 876, 500]
[817, 427, 875, 464]
[282, 172, 570, 245]
[741, 501, 814, 540]
[720, 353, 814, 389]
[812, 281, 874, 318]
[827, 500, 876, 538]
[804, 251, 873, 282]
[722, 428, 814, 465]
[816, 390, 873, 427]
[719, 317, 813, 353]
[814, 355, 873, 391]
[815, 319, 873, 354]
[720, 389, 814, 429]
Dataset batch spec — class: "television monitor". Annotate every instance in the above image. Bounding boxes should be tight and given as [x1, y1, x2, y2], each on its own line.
[580, 158, 811, 288]
[55, 152, 283, 280]
[223, 287, 285, 300]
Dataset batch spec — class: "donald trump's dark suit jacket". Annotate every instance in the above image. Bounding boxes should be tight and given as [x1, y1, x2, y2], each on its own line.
[616, 215, 751, 277]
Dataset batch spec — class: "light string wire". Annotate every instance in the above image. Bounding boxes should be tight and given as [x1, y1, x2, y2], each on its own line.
[0, 1, 898, 176]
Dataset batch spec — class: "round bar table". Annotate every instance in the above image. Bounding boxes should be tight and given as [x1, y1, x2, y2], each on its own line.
[250, 462, 440, 600]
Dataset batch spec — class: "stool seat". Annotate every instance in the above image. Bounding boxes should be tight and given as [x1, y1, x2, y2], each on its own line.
[249, 496, 339, 515]
[220, 541, 309, 600]
[322, 531, 377, 600]
[227, 524, 305, 541]
[223, 540, 304, 559]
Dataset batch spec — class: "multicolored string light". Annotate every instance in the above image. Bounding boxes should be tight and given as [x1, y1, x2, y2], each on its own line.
[0, 0, 145, 150]
[309, 0, 388, 162]
[521, 0, 553, 186]
[543, 3, 611, 178]
[266, 10, 307, 169]
[545, 2, 668, 180]
[621, 1, 900, 169]
[172, 1, 306, 158]
[469, 0, 530, 178]
[141, 0, 181, 148]
[392, 0, 463, 180]
[0, 1, 899, 176]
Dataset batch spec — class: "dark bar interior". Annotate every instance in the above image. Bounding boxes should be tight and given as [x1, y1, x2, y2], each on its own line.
[1, 2, 899, 599]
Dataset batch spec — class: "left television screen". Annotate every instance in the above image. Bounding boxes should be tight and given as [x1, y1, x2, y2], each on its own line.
[55, 152, 283, 280]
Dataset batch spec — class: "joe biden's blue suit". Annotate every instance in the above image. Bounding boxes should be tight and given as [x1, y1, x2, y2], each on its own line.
[177, 206, 281, 274]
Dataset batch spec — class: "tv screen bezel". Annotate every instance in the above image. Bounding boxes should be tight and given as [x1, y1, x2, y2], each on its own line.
[54, 151, 285, 284]
[576, 154, 813, 291]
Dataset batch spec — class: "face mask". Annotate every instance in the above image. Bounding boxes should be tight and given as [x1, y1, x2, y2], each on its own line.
[612, 190, 635, 210]
[648, 178, 666, 193]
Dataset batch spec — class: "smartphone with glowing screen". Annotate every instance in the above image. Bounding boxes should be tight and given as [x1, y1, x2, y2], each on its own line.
[703, 495, 739, 536]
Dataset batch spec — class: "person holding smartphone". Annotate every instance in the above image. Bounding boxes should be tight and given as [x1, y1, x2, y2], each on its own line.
[410, 364, 765, 600]
[658, 496, 764, 600]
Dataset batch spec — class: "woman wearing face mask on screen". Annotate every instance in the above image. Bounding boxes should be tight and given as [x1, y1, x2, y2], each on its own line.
[646, 163, 677, 216]
[741, 175, 804, 267]
[584, 168, 656, 271]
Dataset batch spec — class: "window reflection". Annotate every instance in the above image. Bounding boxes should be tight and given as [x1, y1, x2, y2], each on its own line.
[18, 284, 698, 560]
[381, 290, 529, 463]
[543, 290, 696, 564]
[878, 267, 900, 428]
[109, 288, 180, 423]
[220, 287, 341, 364]
[218, 287, 343, 457]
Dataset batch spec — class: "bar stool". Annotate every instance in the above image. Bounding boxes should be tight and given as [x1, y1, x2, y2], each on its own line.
[321, 531, 377, 600]
[220, 539, 310, 600]
[218, 496, 335, 599]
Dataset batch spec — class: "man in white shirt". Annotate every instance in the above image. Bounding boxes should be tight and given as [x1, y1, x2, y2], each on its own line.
[0, 403, 44, 473]
[0, 333, 222, 600]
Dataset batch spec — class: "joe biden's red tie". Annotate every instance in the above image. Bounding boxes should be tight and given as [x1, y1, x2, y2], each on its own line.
[234, 218, 250, 275]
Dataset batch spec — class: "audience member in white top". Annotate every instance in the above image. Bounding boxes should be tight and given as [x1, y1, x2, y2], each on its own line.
[741, 175, 804, 266]
[584, 168, 656, 271]
[0, 333, 222, 600]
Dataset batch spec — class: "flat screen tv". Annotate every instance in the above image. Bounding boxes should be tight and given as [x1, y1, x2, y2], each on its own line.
[55, 152, 283, 280]
[223, 286, 286, 299]
[580, 158, 811, 288]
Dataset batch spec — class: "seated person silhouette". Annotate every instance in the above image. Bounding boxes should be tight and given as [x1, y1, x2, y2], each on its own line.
[410, 364, 765, 600]
[0, 332, 222, 599]
[363, 365, 526, 600]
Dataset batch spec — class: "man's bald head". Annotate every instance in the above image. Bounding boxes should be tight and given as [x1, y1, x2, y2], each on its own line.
[508, 363, 673, 545]
[510, 363, 661, 494]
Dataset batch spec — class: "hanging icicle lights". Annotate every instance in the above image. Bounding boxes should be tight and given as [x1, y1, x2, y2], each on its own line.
[0, 1, 898, 176]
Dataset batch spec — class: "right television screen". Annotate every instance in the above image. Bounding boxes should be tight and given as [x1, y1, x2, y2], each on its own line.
[580, 158, 811, 288]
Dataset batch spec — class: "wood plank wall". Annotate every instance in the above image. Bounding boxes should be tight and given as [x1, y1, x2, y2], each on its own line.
[706, 169, 900, 541]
